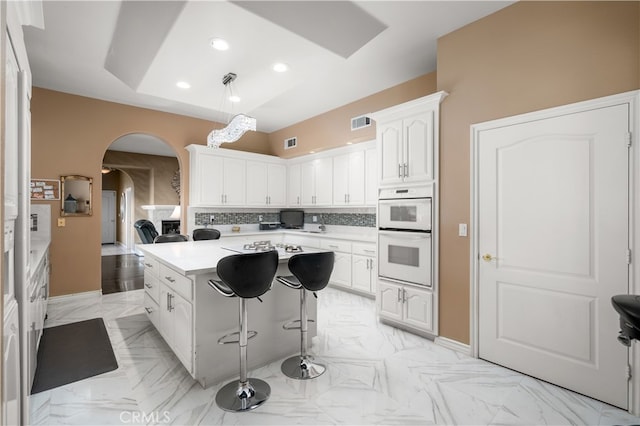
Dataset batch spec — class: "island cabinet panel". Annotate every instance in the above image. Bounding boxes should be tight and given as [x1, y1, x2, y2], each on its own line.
[139, 246, 317, 388]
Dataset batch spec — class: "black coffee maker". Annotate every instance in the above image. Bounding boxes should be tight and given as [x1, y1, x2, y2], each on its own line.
[611, 295, 640, 346]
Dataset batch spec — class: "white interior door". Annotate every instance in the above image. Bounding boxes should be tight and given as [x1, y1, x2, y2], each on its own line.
[101, 190, 116, 244]
[477, 103, 630, 409]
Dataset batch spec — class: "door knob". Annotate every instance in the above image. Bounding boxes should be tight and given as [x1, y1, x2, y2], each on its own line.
[482, 254, 497, 262]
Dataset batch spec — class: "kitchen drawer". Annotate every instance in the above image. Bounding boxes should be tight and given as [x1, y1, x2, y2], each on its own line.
[143, 256, 160, 277]
[144, 292, 160, 329]
[144, 271, 160, 303]
[320, 239, 351, 253]
[159, 263, 193, 301]
[352, 242, 376, 257]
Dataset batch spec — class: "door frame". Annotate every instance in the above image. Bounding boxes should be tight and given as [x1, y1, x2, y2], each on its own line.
[470, 90, 640, 414]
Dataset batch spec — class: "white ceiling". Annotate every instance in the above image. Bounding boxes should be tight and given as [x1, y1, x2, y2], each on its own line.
[23, 0, 512, 156]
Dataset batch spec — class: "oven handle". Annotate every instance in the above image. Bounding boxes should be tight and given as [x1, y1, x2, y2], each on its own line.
[378, 230, 432, 240]
[379, 229, 431, 235]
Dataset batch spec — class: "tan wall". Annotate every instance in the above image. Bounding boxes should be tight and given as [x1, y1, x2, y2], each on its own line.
[268, 72, 437, 157]
[31, 88, 270, 296]
[436, 1, 640, 344]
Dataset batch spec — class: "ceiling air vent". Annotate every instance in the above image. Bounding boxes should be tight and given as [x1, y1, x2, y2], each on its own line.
[351, 115, 371, 131]
[284, 137, 297, 150]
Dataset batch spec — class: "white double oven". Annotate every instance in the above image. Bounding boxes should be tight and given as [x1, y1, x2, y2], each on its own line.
[378, 186, 432, 288]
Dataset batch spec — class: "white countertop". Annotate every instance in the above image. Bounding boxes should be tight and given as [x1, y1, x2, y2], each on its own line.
[136, 239, 323, 276]
[216, 228, 376, 243]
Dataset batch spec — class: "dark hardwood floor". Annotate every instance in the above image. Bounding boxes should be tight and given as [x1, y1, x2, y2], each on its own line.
[101, 254, 144, 294]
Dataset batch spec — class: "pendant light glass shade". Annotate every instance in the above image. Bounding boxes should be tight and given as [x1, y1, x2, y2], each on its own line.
[207, 73, 256, 148]
[207, 113, 256, 148]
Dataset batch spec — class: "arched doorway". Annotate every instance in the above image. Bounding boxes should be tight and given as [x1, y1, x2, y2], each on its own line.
[100, 134, 180, 293]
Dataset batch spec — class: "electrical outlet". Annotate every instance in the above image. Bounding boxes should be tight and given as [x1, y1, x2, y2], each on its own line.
[258, 215, 263, 222]
[57, 218, 65, 227]
[210, 215, 215, 223]
[312, 216, 318, 223]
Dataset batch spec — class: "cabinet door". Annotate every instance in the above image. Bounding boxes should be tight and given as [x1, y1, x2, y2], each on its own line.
[332, 154, 349, 205]
[378, 120, 403, 186]
[378, 281, 403, 321]
[267, 163, 286, 206]
[4, 39, 18, 219]
[403, 286, 434, 333]
[300, 161, 316, 205]
[369, 257, 377, 293]
[347, 150, 365, 205]
[159, 283, 173, 342]
[195, 154, 224, 205]
[172, 292, 193, 372]
[223, 157, 246, 205]
[365, 148, 377, 205]
[314, 157, 333, 206]
[246, 161, 268, 206]
[330, 252, 351, 287]
[351, 254, 371, 292]
[288, 164, 302, 206]
[404, 111, 434, 183]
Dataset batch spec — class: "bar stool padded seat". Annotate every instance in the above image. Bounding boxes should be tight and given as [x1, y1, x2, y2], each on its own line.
[207, 250, 278, 412]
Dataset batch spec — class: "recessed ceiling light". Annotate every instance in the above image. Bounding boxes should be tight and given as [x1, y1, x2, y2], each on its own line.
[176, 81, 191, 89]
[229, 95, 241, 103]
[272, 62, 289, 73]
[210, 38, 229, 51]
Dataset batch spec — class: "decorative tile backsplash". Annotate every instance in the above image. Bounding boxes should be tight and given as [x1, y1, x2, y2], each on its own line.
[194, 211, 375, 227]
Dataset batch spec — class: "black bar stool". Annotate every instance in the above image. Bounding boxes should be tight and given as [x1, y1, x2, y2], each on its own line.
[276, 251, 334, 380]
[208, 250, 278, 412]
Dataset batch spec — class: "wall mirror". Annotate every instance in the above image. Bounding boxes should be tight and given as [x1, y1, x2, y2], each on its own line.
[60, 175, 93, 216]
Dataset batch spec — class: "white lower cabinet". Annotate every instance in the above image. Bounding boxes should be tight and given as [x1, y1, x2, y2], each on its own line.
[378, 280, 435, 335]
[143, 255, 194, 374]
[159, 282, 193, 372]
[352, 254, 376, 294]
[320, 239, 351, 288]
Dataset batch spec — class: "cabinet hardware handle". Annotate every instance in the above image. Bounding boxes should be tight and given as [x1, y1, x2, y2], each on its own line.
[397, 288, 402, 302]
[145, 307, 152, 314]
[366, 259, 370, 269]
[344, 194, 347, 203]
[168, 293, 174, 312]
[403, 289, 407, 303]
[404, 163, 408, 177]
[297, 196, 300, 205]
[329, 245, 338, 249]
[364, 249, 375, 253]
[398, 164, 402, 178]
[144, 263, 153, 268]
[167, 293, 170, 311]
[165, 276, 175, 283]
[145, 283, 152, 289]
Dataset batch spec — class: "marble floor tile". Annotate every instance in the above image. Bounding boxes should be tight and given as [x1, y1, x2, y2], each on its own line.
[30, 287, 640, 425]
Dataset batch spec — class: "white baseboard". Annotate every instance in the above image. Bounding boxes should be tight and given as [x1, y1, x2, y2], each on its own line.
[435, 336, 472, 356]
[48, 290, 101, 303]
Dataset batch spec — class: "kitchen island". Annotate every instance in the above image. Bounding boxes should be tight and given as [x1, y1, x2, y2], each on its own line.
[136, 239, 319, 388]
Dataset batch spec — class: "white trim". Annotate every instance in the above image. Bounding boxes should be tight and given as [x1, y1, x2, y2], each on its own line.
[48, 290, 101, 303]
[435, 336, 471, 356]
[470, 89, 640, 415]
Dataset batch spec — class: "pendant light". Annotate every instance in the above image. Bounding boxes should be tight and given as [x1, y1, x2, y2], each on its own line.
[207, 72, 256, 148]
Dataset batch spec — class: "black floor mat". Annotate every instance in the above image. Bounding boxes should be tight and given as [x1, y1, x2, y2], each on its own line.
[30, 318, 118, 394]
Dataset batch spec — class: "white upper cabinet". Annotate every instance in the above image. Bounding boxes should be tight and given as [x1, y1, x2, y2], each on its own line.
[301, 157, 332, 206]
[332, 150, 365, 206]
[246, 161, 286, 207]
[372, 92, 447, 187]
[365, 147, 377, 205]
[287, 163, 302, 207]
[187, 145, 246, 207]
[188, 142, 375, 209]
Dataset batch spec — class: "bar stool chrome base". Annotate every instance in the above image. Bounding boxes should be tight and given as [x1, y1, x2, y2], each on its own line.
[281, 355, 326, 380]
[215, 378, 271, 412]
